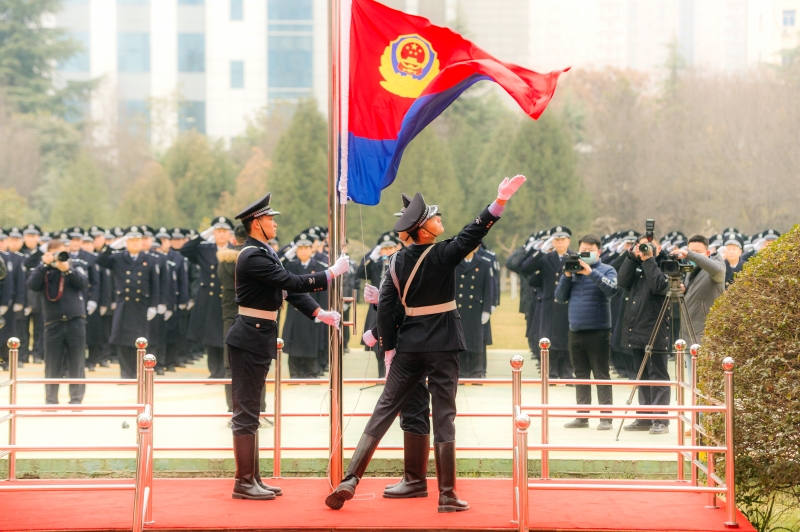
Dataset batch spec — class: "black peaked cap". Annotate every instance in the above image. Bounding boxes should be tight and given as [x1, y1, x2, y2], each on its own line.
[236, 193, 280, 220]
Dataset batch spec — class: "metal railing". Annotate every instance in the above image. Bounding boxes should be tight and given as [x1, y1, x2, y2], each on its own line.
[511, 338, 739, 531]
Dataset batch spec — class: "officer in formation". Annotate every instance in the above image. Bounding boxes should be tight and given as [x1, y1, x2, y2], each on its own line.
[456, 245, 494, 378]
[225, 192, 347, 500]
[326, 175, 527, 513]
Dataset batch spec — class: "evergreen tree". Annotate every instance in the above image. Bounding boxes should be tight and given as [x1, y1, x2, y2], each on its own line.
[0, 0, 94, 115]
[269, 99, 328, 240]
[48, 150, 110, 228]
[0, 187, 28, 226]
[217, 147, 270, 217]
[162, 131, 236, 228]
[117, 161, 180, 227]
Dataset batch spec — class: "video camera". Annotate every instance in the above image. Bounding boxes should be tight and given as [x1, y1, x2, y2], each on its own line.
[564, 252, 592, 273]
[660, 259, 693, 277]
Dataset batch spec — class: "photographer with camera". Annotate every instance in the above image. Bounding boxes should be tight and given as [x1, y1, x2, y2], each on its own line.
[28, 240, 89, 405]
[555, 235, 619, 430]
[670, 235, 725, 343]
[617, 232, 672, 435]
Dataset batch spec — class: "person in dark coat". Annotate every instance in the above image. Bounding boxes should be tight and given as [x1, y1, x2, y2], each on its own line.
[326, 175, 526, 513]
[28, 239, 89, 404]
[456, 247, 493, 378]
[0, 229, 27, 371]
[180, 217, 234, 378]
[282, 235, 329, 378]
[520, 226, 575, 380]
[5, 227, 29, 368]
[20, 224, 44, 365]
[506, 232, 544, 363]
[617, 235, 672, 435]
[477, 244, 499, 349]
[169, 228, 192, 366]
[96, 226, 161, 379]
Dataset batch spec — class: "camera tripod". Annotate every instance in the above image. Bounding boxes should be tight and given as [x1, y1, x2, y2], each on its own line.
[615, 274, 698, 441]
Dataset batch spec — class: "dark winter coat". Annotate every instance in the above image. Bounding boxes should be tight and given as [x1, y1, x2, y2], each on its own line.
[617, 251, 672, 352]
[281, 257, 328, 358]
[28, 261, 88, 325]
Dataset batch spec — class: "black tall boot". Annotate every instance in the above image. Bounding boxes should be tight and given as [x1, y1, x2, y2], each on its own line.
[232, 434, 275, 500]
[434, 441, 469, 513]
[254, 431, 282, 495]
[325, 433, 379, 510]
[384, 431, 429, 498]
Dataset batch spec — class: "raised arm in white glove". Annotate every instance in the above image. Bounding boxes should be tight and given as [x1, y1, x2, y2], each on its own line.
[384, 349, 396, 376]
[199, 227, 214, 240]
[110, 235, 129, 250]
[368, 245, 382, 262]
[362, 329, 377, 347]
[363, 284, 380, 305]
[157, 304, 166, 315]
[497, 174, 527, 200]
[327, 255, 350, 278]
[481, 311, 491, 325]
[146, 307, 157, 321]
[315, 309, 341, 328]
[540, 237, 555, 254]
[86, 301, 98, 315]
[283, 245, 297, 260]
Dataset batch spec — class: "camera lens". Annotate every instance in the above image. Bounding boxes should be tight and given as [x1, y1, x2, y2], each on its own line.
[56, 251, 70, 262]
[638, 243, 650, 254]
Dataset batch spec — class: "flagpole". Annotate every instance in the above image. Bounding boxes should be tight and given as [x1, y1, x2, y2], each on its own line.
[327, 0, 345, 488]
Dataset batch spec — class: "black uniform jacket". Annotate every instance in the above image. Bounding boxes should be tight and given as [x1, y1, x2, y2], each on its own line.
[180, 237, 226, 347]
[225, 237, 328, 360]
[377, 205, 500, 353]
[281, 257, 329, 358]
[522, 250, 572, 351]
[96, 248, 161, 347]
[456, 255, 494, 352]
[617, 251, 671, 352]
[27, 262, 88, 324]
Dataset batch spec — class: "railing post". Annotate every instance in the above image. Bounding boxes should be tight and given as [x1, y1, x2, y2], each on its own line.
[135, 338, 148, 413]
[539, 338, 550, 480]
[675, 339, 686, 482]
[510, 354, 524, 524]
[690, 343, 700, 487]
[132, 404, 152, 532]
[516, 413, 531, 532]
[273, 338, 284, 478]
[722, 357, 738, 528]
[142, 354, 156, 526]
[706, 452, 719, 509]
[7, 337, 19, 481]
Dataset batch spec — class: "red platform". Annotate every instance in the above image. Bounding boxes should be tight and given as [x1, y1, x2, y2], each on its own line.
[0, 477, 754, 532]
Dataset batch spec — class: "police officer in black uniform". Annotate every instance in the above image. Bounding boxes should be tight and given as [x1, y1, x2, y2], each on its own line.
[225, 193, 348, 500]
[325, 175, 526, 513]
[456, 247, 494, 378]
[96, 226, 161, 379]
[28, 239, 89, 404]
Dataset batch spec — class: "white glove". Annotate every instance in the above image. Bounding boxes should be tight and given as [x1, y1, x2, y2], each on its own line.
[23, 307, 32, 316]
[384, 349, 396, 376]
[157, 304, 167, 315]
[524, 240, 535, 252]
[284, 245, 297, 260]
[0, 306, 7, 315]
[363, 284, 380, 305]
[327, 255, 350, 278]
[497, 174, 527, 200]
[110, 302, 117, 311]
[99, 306, 108, 316]
[110, 235, 129, 250]
[86, 301, 97, 315]
[146, 307, 157, 321]
[491, 306, 496, 313]
[13, 304, 23, 313]
[200, 227, 214, 240]
[315, 309, 341, 328]
[369, 245, 382, 261]
[187, 300, 195, 310]
[178, 303, 187, 310]
[362, 329, 377, 347]
[541, 237, 555, 253]
[481, 311, 491, 324]
[164, 310, 173, 321]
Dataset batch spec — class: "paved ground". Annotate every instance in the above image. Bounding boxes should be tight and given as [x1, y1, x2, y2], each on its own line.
[0, 347, 689, 464]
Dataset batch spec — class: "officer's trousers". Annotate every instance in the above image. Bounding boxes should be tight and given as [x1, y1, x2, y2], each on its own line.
[117, 346, 138, 379]
[398, 377, 431, 435]
[631, 348, 671, 425]
[548, 349, 574, 379]
[29, 312, 44, 362]
[206, 346, 225, 378]
[228, 344, 272, 436]
[364, 350, 459, 443]
[288, 355, 318, 378]
[44, 318, 86, 404]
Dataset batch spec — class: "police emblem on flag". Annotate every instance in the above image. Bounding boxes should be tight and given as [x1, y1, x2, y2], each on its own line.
[379, 34, 440, 98]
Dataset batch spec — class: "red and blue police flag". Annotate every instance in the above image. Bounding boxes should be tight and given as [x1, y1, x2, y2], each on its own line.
[343, 0, 568, 205]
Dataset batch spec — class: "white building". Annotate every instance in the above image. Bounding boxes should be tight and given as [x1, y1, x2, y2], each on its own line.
[53, 0, 800, 145]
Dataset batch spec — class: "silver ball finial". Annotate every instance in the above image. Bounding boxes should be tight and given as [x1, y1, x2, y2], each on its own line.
[539, 338, 551, 350]
[137, 413, 153, 429]
[7, 337, 20, 350]
[515, 413, 531, 430]
[690, 344, 700, 357]
[722, 357, 734, 371]
[510, 354, 524, 370]
[135, 337, 148, 349]
[143, 354, 157, 368]
[276, 338, 285, 350]
[674, 339, 687, 351]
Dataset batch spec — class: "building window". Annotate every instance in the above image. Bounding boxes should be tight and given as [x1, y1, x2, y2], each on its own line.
[118, 32, 150, 72]
[268, 36, 312, 89]
[178, 33, 205, 72]
[118, 100, 150, 137]
[231, 61, 244, 88]
[268, 0, 312, 20]
[784, 10, 796, 27]
[179, 101, 206, 134]
[118, 0, 149, 5]
[178, 0, 204, 4]
[59, 31, 90, 72]
[231, 0, 243, 20]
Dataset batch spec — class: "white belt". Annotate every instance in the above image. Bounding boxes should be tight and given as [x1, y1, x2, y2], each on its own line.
[404, 301, 457, 317]
[238, 307, 278, 321]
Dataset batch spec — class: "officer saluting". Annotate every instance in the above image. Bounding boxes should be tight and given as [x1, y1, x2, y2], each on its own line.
[325, 175, 526, 513]
[225, 193, 349, 501]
